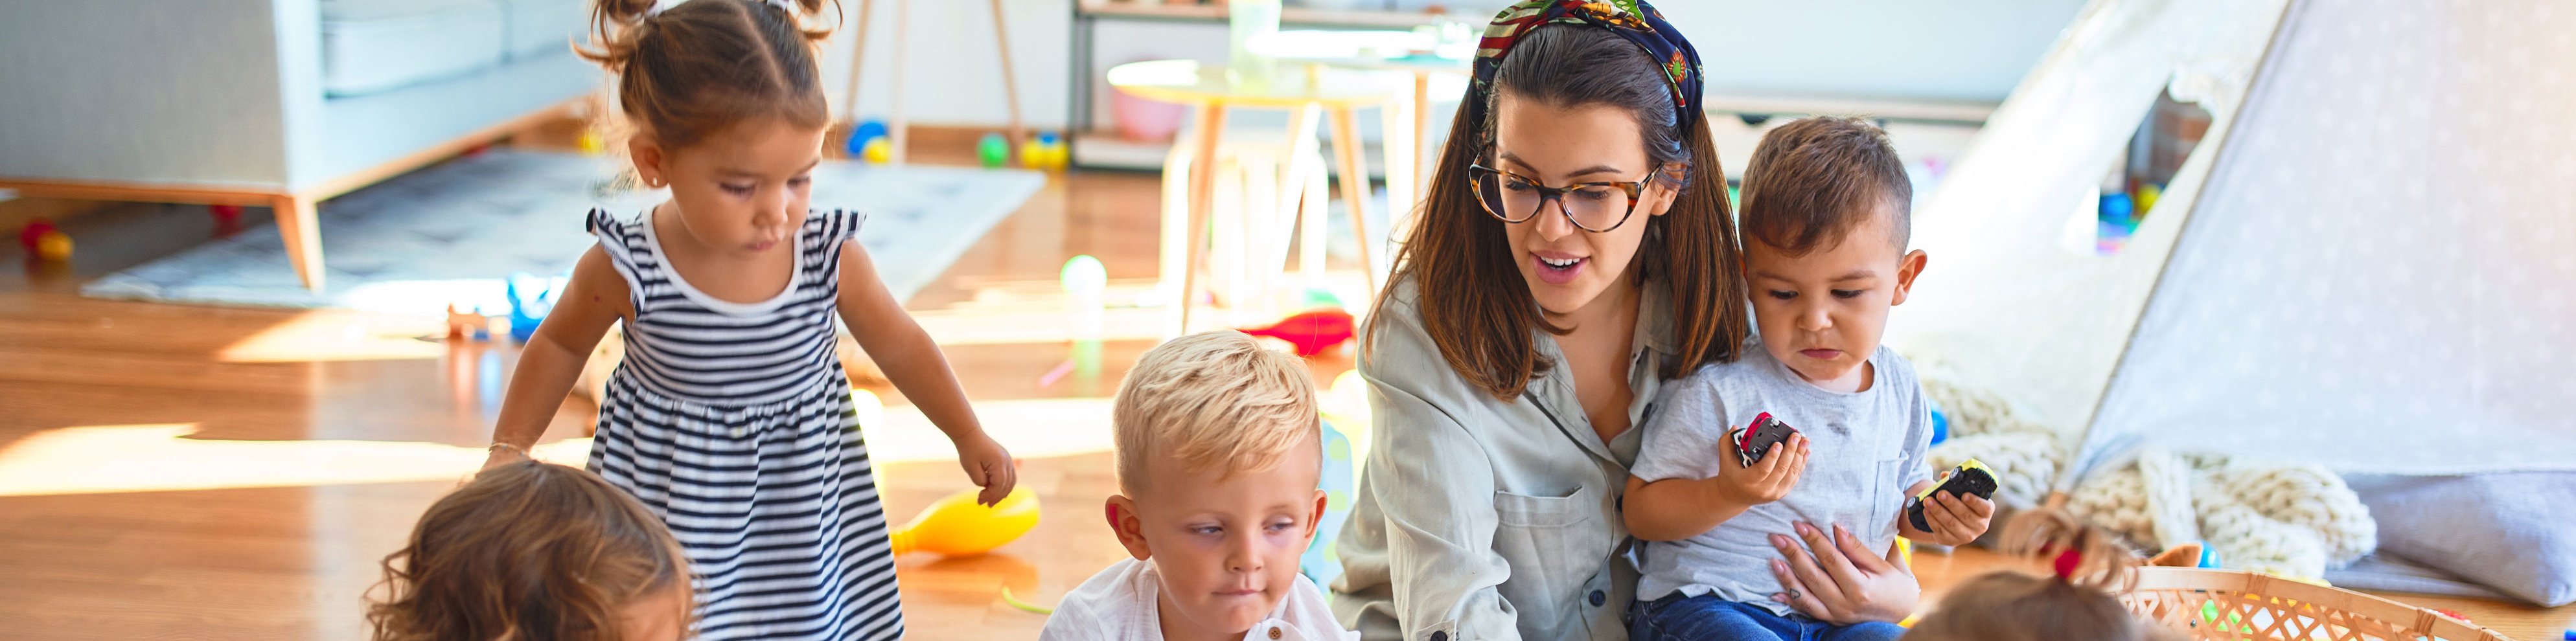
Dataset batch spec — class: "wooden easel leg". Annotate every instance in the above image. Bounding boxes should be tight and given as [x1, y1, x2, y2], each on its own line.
[270, 194, 325, 292]
[888, 0, 910, 164]
[987, 0, 1026, 144]
[1327, 106, 1375, 284]
[840, 0, 875, 135]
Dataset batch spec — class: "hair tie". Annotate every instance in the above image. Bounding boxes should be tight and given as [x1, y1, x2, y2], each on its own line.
[1471, 0, 1703, 132]
[2051, 545, 2084, 581]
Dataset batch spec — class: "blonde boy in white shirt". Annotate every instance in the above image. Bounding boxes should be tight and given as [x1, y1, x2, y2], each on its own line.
[1041, 330, 1357, 641]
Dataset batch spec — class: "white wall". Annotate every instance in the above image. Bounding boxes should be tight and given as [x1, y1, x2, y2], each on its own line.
[825, 0, 2091, 129]
[819, 0, 1076, 129]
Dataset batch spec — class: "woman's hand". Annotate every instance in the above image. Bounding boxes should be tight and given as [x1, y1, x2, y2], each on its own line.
[954, 434, 1018, 506]
[1767, 521, 1920, 625]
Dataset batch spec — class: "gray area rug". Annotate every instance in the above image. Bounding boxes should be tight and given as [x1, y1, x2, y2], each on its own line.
[83, 150, 1044, 315]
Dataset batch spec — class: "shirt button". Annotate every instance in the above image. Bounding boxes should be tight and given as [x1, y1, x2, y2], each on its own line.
[1590, 589, 1607, 607]
[731, 427, 746, 437]
[1430, 632, 1447, 641]
[1268, 627, 1282, 640]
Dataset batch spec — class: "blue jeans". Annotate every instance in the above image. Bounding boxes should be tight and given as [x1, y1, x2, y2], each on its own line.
[1628, 593, 1906, 641]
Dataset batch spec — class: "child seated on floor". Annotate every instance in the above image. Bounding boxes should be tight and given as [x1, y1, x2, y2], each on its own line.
[1620, 116, 1995, 641]
[1040, 330, 1355, 641]
[367, 460, 692, 641]
[1902, 509, 2185, 641]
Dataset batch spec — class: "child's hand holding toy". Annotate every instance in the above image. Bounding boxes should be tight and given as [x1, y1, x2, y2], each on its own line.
[1715, 422, 1811, 506]
[1901, 464, 1997, 546]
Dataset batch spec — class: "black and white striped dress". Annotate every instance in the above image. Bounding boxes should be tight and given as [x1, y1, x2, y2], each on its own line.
[585, 208, 904, 640]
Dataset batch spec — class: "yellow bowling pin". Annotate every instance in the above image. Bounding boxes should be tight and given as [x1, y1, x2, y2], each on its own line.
[888, 486, 1039, 557]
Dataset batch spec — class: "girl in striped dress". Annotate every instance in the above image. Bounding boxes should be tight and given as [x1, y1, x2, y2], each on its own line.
[479, 1, 1017, 638]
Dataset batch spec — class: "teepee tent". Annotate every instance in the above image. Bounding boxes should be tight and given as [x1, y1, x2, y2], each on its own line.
[1888, 0, 2576, 486]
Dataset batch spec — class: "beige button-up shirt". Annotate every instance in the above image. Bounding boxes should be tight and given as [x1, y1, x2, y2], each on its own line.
[1331, 278, 1680, 641]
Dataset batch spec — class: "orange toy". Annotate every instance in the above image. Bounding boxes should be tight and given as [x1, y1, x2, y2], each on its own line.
[888, 486, 1039, 557]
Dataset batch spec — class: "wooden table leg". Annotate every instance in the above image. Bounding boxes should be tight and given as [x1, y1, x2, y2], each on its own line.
[1178, 102, 1228, 334]
[1381, 77, 1420, 244]
[269, 194, 325, 292]
[1326, 106, 1375, 285]
[1283, 104, 1325, 281]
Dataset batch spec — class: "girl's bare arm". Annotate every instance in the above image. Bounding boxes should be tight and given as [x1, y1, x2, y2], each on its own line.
[484, 245, 629, 467]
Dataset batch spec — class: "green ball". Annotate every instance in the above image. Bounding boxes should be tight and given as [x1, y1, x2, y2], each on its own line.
[977, 133, 1009, 168]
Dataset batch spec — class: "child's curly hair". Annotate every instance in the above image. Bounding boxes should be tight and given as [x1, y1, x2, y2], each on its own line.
[1902, 509, 2185, 641]
[366, 461, 691, 641]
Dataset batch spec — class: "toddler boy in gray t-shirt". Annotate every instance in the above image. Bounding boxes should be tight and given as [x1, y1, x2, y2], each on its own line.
[1620, 117, 1995, 641]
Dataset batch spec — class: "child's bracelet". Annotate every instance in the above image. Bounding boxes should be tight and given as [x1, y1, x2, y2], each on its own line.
[488, 442, 532, 458]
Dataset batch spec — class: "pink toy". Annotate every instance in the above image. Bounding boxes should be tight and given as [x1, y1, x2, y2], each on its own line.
[1239, 309, 1357, 357]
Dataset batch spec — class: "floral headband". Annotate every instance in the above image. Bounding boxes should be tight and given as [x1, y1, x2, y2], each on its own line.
[1473, 0, 1704, 132]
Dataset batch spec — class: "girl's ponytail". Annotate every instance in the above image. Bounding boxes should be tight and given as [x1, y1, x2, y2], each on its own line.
[1995, 508, 2141, 592]
[580, 0, 660, 73]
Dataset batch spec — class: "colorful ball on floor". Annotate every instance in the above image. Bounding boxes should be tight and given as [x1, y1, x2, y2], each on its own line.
[978, 133, 1010, 168]
[33, 230, 72, 262]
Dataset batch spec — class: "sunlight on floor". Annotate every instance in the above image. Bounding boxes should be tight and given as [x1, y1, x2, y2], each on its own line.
[216, 309, 448, 363]
[0, 423, 587, 496]
[0, 397, 1118, 497]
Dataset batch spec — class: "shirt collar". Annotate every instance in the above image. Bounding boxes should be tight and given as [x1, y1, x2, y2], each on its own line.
[1632, 276, 1679, 358]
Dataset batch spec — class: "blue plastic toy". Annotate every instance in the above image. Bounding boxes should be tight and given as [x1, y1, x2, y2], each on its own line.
[2196, 543, 2224, 569]
[845, 119, 890, 156]
[1927, 397, 1950, 447]
[505, 271, 564, 344]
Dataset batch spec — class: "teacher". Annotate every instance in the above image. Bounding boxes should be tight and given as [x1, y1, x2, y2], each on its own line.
[1329, 2, 1920, 640]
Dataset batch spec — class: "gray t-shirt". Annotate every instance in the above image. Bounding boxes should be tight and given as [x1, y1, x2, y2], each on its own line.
[1627, 340, 1935, 614]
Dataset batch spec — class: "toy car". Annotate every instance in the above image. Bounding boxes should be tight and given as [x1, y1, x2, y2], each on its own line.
[1907, 459, 1998, 532]
[1729, 412, 1799, 468]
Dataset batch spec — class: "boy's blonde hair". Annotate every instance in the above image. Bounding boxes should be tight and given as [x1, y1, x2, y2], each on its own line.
[1113, 331, 1319, 493]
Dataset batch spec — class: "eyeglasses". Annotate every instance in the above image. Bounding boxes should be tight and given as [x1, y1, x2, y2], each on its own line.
[1467, 164, 1655, 233]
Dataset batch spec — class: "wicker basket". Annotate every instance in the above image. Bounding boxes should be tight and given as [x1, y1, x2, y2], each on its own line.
[2122, 567, 2513, 640]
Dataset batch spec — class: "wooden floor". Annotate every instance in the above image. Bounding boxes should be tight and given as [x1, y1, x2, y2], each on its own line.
[2, 129, 2571, 640]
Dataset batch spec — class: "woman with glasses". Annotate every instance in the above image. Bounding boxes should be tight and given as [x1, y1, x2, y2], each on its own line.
[1330, 3, 1922, 640]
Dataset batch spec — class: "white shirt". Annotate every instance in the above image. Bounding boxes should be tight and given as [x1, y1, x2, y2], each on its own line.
[1041, 558, 1359, 641]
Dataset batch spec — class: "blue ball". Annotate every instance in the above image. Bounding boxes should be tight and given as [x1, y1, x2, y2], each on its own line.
[845, 120, 890, 155]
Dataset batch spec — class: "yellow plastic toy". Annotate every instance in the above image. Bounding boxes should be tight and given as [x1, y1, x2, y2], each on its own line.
[888, 485, 1039, 557]
[862, 137, 893, 164]
[577, 130, 606, 157]
[33, 230, 73, 262]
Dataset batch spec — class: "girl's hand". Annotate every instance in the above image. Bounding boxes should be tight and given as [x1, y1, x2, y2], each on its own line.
[954, 434, 1017, 506]
[479, 445, 533, 474]
[1768, 521, 1920, 625]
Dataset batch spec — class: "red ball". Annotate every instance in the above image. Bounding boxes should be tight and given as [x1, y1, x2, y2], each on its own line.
[19, 219, 57, 251]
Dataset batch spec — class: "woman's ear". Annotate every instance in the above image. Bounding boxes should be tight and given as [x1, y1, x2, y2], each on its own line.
[1105, 495, 1152, 561]
[1643, 163, 1688, 217]
[628, 135, 667, 188]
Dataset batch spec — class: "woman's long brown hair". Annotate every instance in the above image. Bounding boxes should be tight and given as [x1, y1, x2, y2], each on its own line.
[366, 461, 691, 641]
[1371, 24, 1749, 399]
